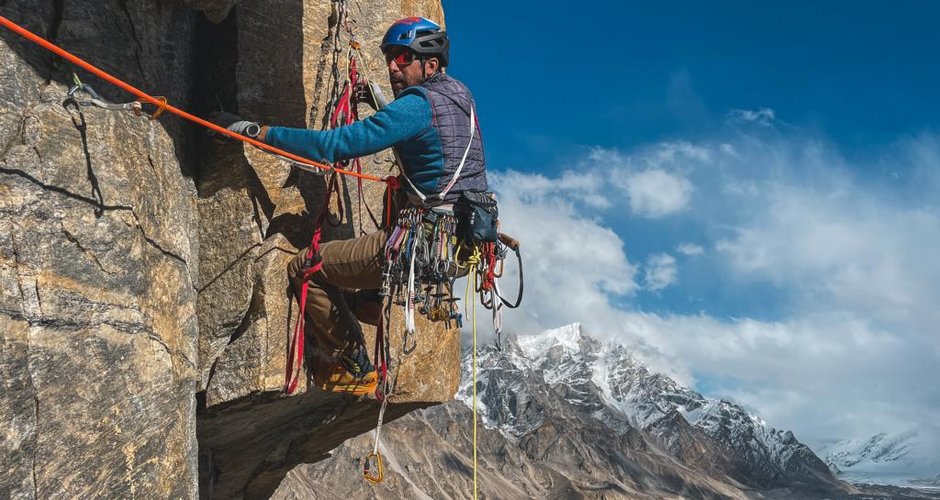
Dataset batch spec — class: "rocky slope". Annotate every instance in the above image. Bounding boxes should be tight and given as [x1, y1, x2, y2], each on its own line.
[1, 1, 456, 499]
[272, 324, 852, 498]
[273, 324, 940, 499]
[490, 324, 841, 489]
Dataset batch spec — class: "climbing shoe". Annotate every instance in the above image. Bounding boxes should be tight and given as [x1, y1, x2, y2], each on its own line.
[315, 346, 377, 396]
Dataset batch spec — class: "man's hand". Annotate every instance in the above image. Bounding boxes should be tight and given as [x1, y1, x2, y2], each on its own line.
[208, 111, 261, 141]
[353, 79, 389, 110]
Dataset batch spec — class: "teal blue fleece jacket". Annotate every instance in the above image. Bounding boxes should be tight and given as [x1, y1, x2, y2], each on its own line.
[264, 87, 445, 195]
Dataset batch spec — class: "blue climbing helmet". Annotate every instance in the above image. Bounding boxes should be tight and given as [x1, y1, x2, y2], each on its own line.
[381, 17, 450, 67]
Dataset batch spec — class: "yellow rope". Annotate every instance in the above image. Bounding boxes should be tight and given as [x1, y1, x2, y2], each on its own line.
[472, 268, 479, 499]
[463, 247, 481, 499]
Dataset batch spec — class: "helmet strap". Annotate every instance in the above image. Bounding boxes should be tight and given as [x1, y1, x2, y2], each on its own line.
[419, 56, 442, 83]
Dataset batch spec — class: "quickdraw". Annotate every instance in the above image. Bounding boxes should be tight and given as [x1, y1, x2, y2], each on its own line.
[470, 234, 523, 351]
[382, 207, 463, 338]
[65, 74, 166, 119]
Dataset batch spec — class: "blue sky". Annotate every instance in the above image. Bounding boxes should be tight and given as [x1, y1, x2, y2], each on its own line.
[439, 1, 940, 454]
[445, 1, 940, 167]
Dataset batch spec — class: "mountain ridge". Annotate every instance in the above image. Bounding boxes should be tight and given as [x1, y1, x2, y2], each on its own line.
[273, 323, 940, 499]
[460, 323, 839, 490]
[815, 427, 940, 488]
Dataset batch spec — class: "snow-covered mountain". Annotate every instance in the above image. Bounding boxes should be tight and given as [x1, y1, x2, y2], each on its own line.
[457, 323, 838, 490]
[825, 431, 918, 470]
[816, 428, 940, 488]
[273, 324, 939, 499]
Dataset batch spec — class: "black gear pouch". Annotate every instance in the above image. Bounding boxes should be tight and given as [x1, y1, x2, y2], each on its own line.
[454, 191, 499, 244]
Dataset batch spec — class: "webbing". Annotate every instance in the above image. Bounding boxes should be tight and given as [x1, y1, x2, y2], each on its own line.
[285, 20, 385, 394]
[0, 15, 391, 187]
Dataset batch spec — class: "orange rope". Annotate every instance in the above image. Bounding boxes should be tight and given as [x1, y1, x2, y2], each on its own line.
[0, 15, 388, 185]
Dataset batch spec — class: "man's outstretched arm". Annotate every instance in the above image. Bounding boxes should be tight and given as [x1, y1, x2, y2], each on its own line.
[260, 89, 430, 163]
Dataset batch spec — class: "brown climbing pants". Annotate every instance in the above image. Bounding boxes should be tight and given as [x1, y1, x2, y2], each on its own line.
[287, 229, 387, 360]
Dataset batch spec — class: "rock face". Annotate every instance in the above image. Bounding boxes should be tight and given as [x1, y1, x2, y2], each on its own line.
[274, 324, 863, 499]
[0, 1, 454, 499]
[1, 2, 201, 498]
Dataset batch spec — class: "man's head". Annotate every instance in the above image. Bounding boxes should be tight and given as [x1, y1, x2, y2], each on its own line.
[381, 17, 449, 95]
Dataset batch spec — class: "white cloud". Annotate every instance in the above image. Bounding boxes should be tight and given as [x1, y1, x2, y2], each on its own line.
[543, 145, 703, 219]
[629, 141, 713, 168]
[728, 107, 776, 126]
[557, 169, 613, 210]
[643, 253, 678, 292]
[614, 310, 940, 441]
[491, 129, 940, 448]
[677, 242, 704, 256]
[716, 176, 940, 333]
[489, 170, 638, 336]
[619, 169, 694, 218]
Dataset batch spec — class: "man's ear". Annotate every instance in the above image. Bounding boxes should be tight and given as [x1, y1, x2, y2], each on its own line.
[425, 57, 440, 75]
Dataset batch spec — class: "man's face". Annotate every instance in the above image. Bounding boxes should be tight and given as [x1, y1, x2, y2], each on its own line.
[385, 47, 437, 95]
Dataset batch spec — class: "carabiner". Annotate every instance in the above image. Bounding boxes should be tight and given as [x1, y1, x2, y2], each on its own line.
[402, 330, 417, 355]
[362, 452, 385, 483]
[148, 96, 167, 120]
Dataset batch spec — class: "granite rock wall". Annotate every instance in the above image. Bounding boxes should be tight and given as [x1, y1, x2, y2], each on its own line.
[0, 1, 456, 498]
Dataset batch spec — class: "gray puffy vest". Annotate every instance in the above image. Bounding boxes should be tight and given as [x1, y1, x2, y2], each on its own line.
[412, 73, 487, 204]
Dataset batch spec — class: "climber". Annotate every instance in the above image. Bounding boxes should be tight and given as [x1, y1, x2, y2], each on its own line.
[211, 17, 488, 396]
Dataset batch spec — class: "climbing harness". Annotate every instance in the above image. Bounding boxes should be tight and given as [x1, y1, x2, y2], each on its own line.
[364, 196, 523, 492]
[362, 205, 465, 485]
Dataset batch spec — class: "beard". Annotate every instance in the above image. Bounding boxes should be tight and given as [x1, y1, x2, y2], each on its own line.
[390, 77, 407, 97]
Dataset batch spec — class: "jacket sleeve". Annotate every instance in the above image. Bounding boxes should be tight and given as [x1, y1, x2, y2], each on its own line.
[263, 89, 431, 163]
